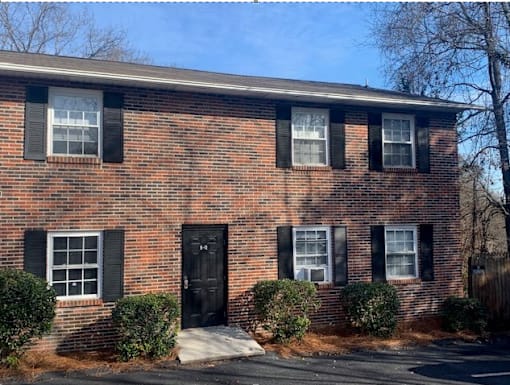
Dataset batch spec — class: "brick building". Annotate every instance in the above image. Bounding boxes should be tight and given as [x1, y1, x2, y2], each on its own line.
[0, 51, 470, 352]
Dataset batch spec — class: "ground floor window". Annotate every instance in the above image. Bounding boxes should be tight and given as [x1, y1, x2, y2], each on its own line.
[293, 226, 331, 282]
[385, 226, 418, 279]
[47, 231, 102, 299]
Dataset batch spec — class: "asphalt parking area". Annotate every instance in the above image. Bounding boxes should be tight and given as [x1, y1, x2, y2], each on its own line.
[9, 339, 510, 385]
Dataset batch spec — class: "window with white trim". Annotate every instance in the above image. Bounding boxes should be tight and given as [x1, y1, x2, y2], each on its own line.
[382, 113, 415, 168]
[48, 88, 102, 156]
[47, 232, 102, 299]
[292, 108, 329, 166]
[293, 226, 331, 282]
[385, 226, 418, 279]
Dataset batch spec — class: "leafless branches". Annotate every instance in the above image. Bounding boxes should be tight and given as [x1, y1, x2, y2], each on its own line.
[0, 3, 149, 63]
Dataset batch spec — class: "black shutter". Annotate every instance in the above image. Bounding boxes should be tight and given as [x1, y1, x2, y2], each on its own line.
[368, 113, 382, 171]
[416, 116, 430, 173]
[24, 86, 48, 160]
[24, 229, 47, 279]
[103, 92, 124, 163]
[420, 224, 434, 281]
[333, 226, 348, 286]
[277, 226, 293, 279]
[276, 105, 292, 168]
[371, 225, 386, 282]
[330, 109, 346, 169]
[103, 229, 125, 302]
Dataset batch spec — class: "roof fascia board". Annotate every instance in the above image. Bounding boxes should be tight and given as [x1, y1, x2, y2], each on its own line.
[0, 62, 481, 111]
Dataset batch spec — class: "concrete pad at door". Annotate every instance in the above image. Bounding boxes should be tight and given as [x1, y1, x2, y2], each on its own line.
[177, 326, 265, 364]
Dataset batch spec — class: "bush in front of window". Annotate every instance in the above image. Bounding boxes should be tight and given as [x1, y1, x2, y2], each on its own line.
[341, 282, 400, 338]
[112, 293, 179, 361]
[0, 269, 57, 368]
[441, 297, 487, 334]
[253, 279, 320, 343]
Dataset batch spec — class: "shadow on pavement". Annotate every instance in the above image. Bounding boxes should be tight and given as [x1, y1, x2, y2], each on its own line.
[412, 360, 510, 385]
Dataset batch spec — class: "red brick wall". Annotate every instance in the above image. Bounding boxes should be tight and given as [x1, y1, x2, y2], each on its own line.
[0, 77, 463, 352]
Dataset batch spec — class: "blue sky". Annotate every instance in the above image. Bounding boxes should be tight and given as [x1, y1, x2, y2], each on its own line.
[83, 2, 384, 88]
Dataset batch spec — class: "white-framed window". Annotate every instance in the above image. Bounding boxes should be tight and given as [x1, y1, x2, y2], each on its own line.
[47, 231, 102, 299]
[291, 107, 329, 166]
[382, 113, 415, 168]
[293, 226, 331, 282]
[385, 225, 418, 279]
[48, 88, 102, 157]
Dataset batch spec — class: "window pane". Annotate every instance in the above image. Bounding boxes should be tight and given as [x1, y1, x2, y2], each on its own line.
[83, 142, 97, 155]
[53, 141, 67, 154]
[68, 128, 82, 141]
[53, 237, 67, 250]
[296, 256, 306, 267]
[69, 141, 82, 154]
[54, 110, 68, 124]
[84, 236, 97, 249]
[295, 241, 306, 255]
[83, 127, 98, 142]
[317, 241, 327, 254]
[296, 231, 305, 241]
[53, 269, 66, 282]
[84, 269, 97, 279]
[53, 127, 67, 140]
[306, 242, 317, 255]
[68, 282, 82, 296]
[69, 251, 82, 265]
[69, 237, 82, 250]
[53, 283, 66, 296]
[53, 251, 67, 266]
[84, 281, 97, 295]
[84, 251, 97, 264]
[84, 112, 98, 126]
[69, 269, 82, 281]
[69, 111, 82, 125]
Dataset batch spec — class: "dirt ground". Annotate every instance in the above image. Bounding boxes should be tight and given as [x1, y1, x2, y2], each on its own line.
[0, 318, 479, 382]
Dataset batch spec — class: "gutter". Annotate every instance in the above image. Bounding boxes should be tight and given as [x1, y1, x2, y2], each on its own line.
[0, 62, 482, 111]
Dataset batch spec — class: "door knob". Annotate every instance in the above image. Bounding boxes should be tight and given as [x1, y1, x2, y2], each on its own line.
[183, 276, 189, 289]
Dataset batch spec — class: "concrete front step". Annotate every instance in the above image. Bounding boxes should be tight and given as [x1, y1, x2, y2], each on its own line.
[177, 325, 265, 364]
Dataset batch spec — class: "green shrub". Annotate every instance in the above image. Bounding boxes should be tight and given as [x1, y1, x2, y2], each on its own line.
[0, 269, 56, 367]
[112, 293, 179, 361]
[441, 297, 487, 333]
[342, 282, 400, 338]
[253, 279, 320, 343]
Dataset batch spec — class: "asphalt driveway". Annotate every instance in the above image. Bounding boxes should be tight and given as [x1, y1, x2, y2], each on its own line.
[8, 339, 510, 385]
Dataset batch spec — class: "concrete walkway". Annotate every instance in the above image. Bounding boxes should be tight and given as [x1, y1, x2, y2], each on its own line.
[176, 325, 265, 364]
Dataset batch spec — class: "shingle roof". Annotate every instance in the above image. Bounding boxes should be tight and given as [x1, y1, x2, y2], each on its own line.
[0, 50, 478, 112]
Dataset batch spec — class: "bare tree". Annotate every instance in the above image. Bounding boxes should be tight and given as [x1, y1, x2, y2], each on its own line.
[460, 160, 506, 257]
[371, 2, 510, 253]
[0, 3, 149, 63]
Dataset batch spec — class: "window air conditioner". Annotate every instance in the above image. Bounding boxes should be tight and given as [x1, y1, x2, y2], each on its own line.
[303, 267, 326, 282]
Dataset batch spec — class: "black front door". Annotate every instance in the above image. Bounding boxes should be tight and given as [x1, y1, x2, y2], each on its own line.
[182, 225, 227, 329]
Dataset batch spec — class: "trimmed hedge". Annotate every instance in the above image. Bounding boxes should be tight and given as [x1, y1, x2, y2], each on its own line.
[112, 293, 179, 361]
[253, 279, 320, 343]
[441, 297, 487, 333]
[342, 282, 400, 338]
[0, 269, 56, 367]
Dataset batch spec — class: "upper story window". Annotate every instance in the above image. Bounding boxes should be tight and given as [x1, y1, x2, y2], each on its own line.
[293, 226, 331, 282]
[48, 88, 102, 157]
[292, 108, 329, 166]
[382, 113, 415, 168]
[47, 231, 102, 299]
[385, 226, 418, 279]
